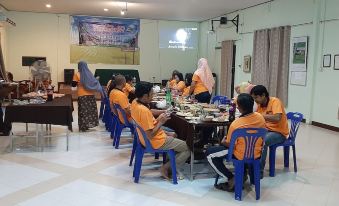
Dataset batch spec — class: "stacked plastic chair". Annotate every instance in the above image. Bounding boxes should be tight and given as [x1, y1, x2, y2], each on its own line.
[211, 95, 231, 105]
[132, 123, 178, 184]
[269, 112, 303, 177]
[215, 128, 267, 201]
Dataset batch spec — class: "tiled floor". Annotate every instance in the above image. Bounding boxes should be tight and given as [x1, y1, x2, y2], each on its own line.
[0, 103, 338, 205]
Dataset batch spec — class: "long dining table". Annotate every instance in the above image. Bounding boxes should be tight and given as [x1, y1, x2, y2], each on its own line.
[4, 94, 74, 151]
[164, 113, 230, 180]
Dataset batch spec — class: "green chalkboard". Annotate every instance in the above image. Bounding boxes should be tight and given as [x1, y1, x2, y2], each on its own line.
[94, 69, 140, 85]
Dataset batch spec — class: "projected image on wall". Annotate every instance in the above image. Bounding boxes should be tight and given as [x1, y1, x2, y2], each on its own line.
[159, 27, 198, 50]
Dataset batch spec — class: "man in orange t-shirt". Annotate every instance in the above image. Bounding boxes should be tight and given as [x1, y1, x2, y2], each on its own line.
[206, 93, 266, 191]
[131, 82, 190, 180]
[122, 75, 135, 98]
[109, 75, 131, 124]
[250, 85, 289, 178]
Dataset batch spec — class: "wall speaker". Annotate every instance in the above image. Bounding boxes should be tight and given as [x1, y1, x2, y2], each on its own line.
[64, 69, 74, 85]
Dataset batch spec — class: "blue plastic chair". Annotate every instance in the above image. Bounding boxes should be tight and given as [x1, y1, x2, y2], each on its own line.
[103, 98, 114, 131]
[211, 95, 230, 105]
[129, 133, 164, 167]
[132, 123, 178, 184]
[269, 112, 303, 177]
[99, 100, 104, 119]
[215, 128, 267, 201]
[112, 104, 134, 149]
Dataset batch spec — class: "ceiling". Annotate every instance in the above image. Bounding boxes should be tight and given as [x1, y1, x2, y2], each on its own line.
[0, 0, 269, 22]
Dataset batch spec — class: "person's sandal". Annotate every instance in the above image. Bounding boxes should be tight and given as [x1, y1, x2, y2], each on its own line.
[215, 182, 229, 191]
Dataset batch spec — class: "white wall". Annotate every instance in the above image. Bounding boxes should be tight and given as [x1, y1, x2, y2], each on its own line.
[5, 11, 199, 85]
[199, 0, 339, 127]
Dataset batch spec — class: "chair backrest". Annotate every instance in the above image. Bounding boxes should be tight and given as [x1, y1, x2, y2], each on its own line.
[286, 112, 303, 142]
[133, 123, 155, 152]
[211, 95, 230, 105]
[114, 103, 132, 126]
[227, 128, 267, 161]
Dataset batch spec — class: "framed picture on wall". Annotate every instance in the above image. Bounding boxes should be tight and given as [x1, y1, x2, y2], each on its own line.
[323, 54, 331, 68]
[334, 55, 339, 70]
[291, 36, 308, 72]
[243, 55, 251, 73]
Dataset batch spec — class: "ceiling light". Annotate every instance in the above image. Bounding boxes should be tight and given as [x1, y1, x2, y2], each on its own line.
[104, 8, 109, 12]
[120, 2, 127, 16]
[46, 4, 52, 8]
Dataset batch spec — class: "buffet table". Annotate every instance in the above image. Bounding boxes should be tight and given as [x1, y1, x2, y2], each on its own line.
[4, 94, 73, 151]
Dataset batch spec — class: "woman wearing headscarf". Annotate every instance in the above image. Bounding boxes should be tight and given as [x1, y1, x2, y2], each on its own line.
[189, 58, 215, 103]
[72, 61, 102, 132]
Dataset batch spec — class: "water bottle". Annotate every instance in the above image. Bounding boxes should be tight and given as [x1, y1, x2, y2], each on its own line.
[228, 102, 236, 122]
[132, 76, 136, 86]
[166, 86, 171, 107]
[47, 84, 54, 101]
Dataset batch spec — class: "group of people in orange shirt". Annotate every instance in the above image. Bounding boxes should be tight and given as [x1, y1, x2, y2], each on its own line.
[73, 60, 290, 193]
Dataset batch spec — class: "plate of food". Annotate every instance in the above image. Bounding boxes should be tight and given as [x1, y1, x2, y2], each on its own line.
[212, 117, 229, 122]
[185, 116, 199, 120]
[201, 116, 214, 122]
[203, 108, 220, 113]
[176, 112, 193, 117]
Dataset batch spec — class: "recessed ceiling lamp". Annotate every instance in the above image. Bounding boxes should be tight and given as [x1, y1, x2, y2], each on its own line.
[121, 2, 127, 16]
[46, 4, 52, 8]
[104, 8, 109, 12]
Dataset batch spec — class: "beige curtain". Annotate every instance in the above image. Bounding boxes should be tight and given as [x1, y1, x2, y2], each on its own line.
[220, 40, 234, 97]
[252, 26, 291, 104]
[0, 35, 8, 81]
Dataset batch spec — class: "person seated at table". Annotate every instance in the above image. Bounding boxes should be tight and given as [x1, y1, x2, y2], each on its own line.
[182, 73, 193, 97]
[172, 73, 185, 93]
[122, 75, 135, 97]
[250, 85, 289, 178]
[106, 75, 116, 95]
[169, 70, 180, 88]
[131, 81, 190, 180]
[189, 58, 215, 103]
[206, 93, 265, 191]
[123, 75, 136, 103]
[131, 95, 177, 138]
[109, 75, 132, 124]
[234, 81, 257, 111]
[7, 72, 14, 82]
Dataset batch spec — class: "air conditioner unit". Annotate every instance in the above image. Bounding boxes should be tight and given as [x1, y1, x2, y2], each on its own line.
[0, 14, 16, 26]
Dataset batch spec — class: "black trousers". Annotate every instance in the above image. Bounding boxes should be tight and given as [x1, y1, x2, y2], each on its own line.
[0, 102, 12, 135]
[195, 91, 211, 103]
[206, 146, 234, 179]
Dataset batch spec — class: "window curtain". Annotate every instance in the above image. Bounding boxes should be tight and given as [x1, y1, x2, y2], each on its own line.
[220, 40, 234, 98]
[251, 26, 291, 104]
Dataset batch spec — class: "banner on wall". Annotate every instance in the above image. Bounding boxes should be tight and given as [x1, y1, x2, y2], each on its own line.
[70, 16, 140, 65]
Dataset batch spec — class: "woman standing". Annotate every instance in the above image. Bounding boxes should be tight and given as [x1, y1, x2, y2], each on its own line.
[72, 61, 102, 132]
[189, 58, 215, 103]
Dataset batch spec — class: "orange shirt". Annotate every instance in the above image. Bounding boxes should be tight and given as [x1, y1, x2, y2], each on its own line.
[226, 112, 266, 160]
[169, 79, 176, 88]
[109, 89, 131, 124]
[173, 81, 186, 92]
[73, 72, 95, 97]
[131, 100, 166, 149]
[256, 97, 289, 137]
[192, 74, 208, 95]
[182, 86, 190, 96]
[122, 83, 134, 97]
